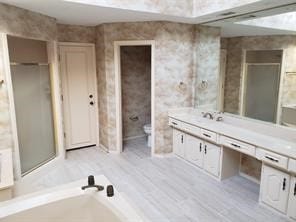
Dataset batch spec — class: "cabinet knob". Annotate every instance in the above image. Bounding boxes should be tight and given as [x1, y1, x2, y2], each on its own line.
[294, 183, 296, 196]
[282, 178, 286, 191]
[199, 143, 202, 152]
[204, 145, 207, 154]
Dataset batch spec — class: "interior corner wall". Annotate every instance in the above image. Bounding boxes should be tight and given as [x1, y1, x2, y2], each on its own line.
[95, 22, 195, 154]
[194, 25, 221, 109]
[96, 25, 109, 149]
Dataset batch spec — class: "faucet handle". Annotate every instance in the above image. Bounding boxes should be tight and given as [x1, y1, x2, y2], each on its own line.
[88, 175, 95, 186]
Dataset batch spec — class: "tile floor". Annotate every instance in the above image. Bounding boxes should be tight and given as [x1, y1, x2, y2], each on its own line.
[14, 138, 289, 222]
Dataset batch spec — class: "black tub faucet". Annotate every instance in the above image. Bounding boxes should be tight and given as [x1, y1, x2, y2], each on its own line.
[81, 175, 104, 191]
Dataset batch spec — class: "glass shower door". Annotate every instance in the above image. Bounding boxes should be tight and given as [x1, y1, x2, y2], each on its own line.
[11, 64, 56, 174]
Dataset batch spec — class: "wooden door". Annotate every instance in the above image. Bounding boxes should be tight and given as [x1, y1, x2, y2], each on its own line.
[59, 44, 97, 150]
[261, 165, 290, 213]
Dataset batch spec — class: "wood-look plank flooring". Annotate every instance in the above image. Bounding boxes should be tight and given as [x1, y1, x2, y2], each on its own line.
[15, 138, 289, 222]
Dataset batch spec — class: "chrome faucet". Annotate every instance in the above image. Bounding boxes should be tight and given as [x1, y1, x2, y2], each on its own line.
[202, 112, 214, 120]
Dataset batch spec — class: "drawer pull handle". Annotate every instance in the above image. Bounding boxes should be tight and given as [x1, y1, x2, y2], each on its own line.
[172, 122, 178, 125]
[199, 143, 202, 152]
[203, 133, 211, 138]
[204, 145, 207, 154]
[283, 178, 286, 191]
[230, 143, 241, 148]
[294, 183, 296, 196]
[264, 156, 279, 163]
[181, 135, 184, 144]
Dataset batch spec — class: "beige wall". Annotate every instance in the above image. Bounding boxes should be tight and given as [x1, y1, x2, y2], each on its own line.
[121, 46, 151, 139]
[57, 24, 96, 43]
[194, 26, 221, 109]
[0, 3, 56, 41]
[96, 22, 196, 153]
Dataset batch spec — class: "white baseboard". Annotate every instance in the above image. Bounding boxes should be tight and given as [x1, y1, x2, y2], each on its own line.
[152, 152, 174, 158]
[123, 134, 146, 141]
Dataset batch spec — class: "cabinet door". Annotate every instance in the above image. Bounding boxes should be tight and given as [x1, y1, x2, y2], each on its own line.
[261, 165, 290, 213]
[288, 176, 296, 220]
[203, 142, 221, 177]
[185, 134, 203, 168]
[173, 129, 185, 158]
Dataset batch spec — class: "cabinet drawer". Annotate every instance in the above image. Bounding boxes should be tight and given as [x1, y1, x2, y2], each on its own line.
[288, 159, 296, 174]
[168, 118, 183, 129]
[183, 123, 201, 137]
[200, 129, 217, 143]
[256, 148, 288, 170]
[220, 136, 255, 156]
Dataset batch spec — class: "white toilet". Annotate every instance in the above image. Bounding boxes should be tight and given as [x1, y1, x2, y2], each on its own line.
[143, 123, 151, 147]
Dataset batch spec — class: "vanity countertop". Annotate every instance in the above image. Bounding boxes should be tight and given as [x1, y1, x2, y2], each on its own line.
[169, 113, 296, 159]
[0, 149, 14, 190]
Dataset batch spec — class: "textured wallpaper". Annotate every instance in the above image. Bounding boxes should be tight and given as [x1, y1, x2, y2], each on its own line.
[96, 22, 196, 153]
[194, 26, 221, 109]
[121, 46, 151, 139]
[57, 24, 96, 43]
[0, 3, 56, 41]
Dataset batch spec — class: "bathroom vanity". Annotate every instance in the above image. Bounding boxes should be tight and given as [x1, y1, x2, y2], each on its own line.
[168, 110, 296, 220]
[0, 149, 14, 201]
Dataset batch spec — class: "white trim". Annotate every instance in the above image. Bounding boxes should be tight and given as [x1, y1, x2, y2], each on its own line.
[58, 42, 99, 150]
[218, 49, 227, 112]
[114, 40, 155, 156]
[1, 33, 22, 179]
[276, 50, 285, 125]
[47, 41, 65, 160]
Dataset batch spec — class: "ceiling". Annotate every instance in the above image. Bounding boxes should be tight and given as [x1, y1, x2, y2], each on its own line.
[1, 0, 296, 37]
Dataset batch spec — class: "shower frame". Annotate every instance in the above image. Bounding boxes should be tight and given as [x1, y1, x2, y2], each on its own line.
[1, 34, 65, 179]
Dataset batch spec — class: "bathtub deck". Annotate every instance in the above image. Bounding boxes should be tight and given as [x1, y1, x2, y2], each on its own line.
[14, 138, 289, 222]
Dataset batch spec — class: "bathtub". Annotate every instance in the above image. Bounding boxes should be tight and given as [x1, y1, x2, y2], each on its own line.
[0, 175, 146, 222]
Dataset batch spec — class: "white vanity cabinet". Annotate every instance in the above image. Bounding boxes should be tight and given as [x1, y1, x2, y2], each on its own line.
[185, 134, 204, 167]
[173, 129, 186, 158]
[288, 176, 296, 220]
[261, 165, 290, 213]
[173, 128, 221, 177]
[203, 142, 221, 177]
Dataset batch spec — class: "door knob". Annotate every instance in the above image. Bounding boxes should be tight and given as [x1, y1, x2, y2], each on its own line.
[90, 101, 94, 105]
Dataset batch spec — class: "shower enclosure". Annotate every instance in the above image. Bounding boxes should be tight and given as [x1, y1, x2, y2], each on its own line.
[8, 36, 56, 175]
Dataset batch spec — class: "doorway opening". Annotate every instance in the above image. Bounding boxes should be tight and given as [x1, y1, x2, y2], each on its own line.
[114, 41, 155, 156]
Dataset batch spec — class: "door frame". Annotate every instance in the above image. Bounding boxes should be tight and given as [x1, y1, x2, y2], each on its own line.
[58, 42, 99, 150]
[241, 62, 281, 121]
[1, 34, 64, 179]
[114, 40, 155, 155]
[239, 49, 284, 124]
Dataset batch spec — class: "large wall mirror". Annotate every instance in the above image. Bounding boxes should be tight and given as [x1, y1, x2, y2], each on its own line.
[206, 3, 296, 127]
